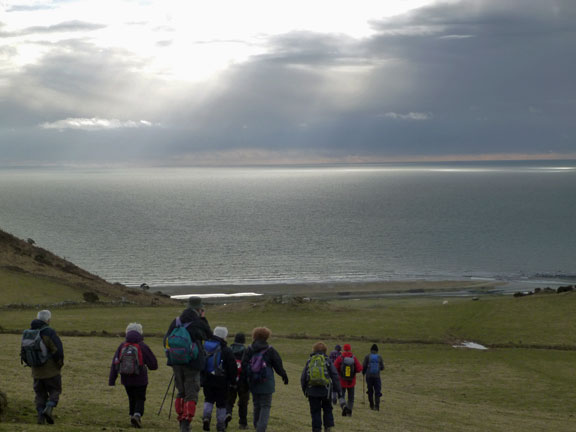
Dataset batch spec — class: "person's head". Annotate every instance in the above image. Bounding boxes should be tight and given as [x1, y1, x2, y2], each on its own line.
[371, 343, 379, 352]
[252, 327, 271, 342]
[313, 342, 327, 354]
[214, 326, 228, 340]
[234, 332, 246, 344]
[126, 322, 143, 335]
[187, 296, 204, 312]
[37, 310, 51, 324]
[334, 344, 342, 352]
[343, 343, 352, 352]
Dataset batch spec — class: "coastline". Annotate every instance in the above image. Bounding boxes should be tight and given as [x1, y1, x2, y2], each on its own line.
[153, 278, 575, 302]
[154, 279, 505, 301]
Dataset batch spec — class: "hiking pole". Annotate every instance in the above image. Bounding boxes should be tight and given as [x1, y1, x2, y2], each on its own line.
[168, 373, 176, 420]
[157, 373, 175, 416]
[362, 375, 366, 405]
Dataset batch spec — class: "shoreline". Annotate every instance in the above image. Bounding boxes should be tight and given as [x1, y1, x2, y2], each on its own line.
[151, 278, 574, 301]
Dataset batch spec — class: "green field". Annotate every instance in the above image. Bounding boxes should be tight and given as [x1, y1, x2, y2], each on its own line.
[1, 293, 576, 431]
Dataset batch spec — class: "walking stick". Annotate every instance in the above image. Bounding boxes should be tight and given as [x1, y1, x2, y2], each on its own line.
[168, 374, 177, 420]
[157, 373, 175, 416]
[362, 374, 366, 405]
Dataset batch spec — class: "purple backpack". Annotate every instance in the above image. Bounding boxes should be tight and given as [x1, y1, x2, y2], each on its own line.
[248, 347, 271, 384]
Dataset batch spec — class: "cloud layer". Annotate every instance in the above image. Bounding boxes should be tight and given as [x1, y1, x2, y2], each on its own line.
[1, 0, 575, 165]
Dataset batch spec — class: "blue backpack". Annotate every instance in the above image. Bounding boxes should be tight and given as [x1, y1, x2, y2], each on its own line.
[367, 353, 380, 376]
[165, 317, 199, 365]
[204, 340, 224, 376]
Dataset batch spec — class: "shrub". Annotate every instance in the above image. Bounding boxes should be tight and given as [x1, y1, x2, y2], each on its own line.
[83, 292, 100, 303]
[0, 389, 7, 419]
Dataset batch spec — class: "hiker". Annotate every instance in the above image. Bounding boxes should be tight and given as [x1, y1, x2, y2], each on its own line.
[21, 310, 64, 425]
[362, 344, 385, 411]
[328, 345, 342, 404]
[201, 326, 237, 432]
[333, 343, 362, 416]
[300, 342, 343, 432]
[109, 322, 158, 428]
[164, 296, 213, 432]
[226, 332, 250, 430]
[241, 327, 289, 432]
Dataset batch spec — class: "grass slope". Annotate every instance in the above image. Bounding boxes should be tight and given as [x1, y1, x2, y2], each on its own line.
[1, 293, 576, 431]
[0, 228, 174, 306]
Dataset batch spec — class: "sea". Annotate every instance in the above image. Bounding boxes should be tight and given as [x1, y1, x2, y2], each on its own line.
[1, 161, 575, 290]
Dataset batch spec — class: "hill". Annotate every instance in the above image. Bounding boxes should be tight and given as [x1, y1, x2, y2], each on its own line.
[0, 228, 175, 306]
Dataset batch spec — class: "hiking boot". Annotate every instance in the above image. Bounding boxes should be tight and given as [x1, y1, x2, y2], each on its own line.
[325, 428, 333, 432]
[341, 406, 348, 416]
[131, 413, 142, 428]
[203, 417, 211, 431]
[42, 405, 55, 424]
[239, 424, 248, 430]
[37, 412, 46, 425]
[180, 419, 191, 432]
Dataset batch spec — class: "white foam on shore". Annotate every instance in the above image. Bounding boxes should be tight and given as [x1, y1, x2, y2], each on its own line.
[453, 341, 488, 350]
[170, 292, 263, 300]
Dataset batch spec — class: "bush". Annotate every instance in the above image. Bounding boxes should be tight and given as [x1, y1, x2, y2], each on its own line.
[83, 292, 100, 303]
[0, 389, 7, 420]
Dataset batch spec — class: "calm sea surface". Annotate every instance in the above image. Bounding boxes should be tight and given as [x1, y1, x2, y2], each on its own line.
[0, 162, 575, 288]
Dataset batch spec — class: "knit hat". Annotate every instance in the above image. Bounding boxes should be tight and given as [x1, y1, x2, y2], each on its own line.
[126, 322, 143, 335]
[343, 343, 351, 352]
[234, 332, 246, 344]
[187, 296, 204, 310]
[214, 326, 228, 339]
[371, 343, 378, 352]
[335, 344, 342, 351]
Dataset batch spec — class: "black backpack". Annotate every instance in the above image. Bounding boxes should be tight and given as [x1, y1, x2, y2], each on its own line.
[340, 356, 356, 381]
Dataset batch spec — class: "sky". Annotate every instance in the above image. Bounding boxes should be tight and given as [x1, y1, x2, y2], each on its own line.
[0, 0, 575, 166]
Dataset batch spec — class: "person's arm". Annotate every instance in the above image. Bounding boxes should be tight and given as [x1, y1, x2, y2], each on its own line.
[328, 361, 342, 395]
[300, 361, 309, 394]
[109, 345, 121, 386]
[224, 348, 238, 385]
[141, 342, 158, 370]
[270, 348, 288, 384]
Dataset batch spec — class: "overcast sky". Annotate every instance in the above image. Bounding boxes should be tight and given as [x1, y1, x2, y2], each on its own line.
[1, 0, 575, 166]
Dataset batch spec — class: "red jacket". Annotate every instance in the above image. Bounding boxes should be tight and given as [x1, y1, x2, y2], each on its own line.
[333, 351, 363, 388]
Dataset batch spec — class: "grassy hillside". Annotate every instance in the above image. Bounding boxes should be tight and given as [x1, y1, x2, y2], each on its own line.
[1, 298, 576, 431]
[0, 228, 175, 306]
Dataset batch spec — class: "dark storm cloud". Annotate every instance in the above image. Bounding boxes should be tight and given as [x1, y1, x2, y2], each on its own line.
[185, 0, 576, 159]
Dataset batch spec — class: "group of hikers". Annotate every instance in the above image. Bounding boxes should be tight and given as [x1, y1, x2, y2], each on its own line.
[20, 296, 385, 431]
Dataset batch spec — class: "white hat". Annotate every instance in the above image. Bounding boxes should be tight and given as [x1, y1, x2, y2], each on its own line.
[214, 326, 228, 339]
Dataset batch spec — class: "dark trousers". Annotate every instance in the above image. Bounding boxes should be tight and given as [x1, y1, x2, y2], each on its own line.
[203, 384, 227, 408]
[33, 375, 62, 413]
[366, 376, 382, 407]
[342, 386, 355, 411]
[252, 392, 273, 432]
[124, 385, 147, 416]
[308, 396, 334, 430]
[227, 384, 250, 426]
